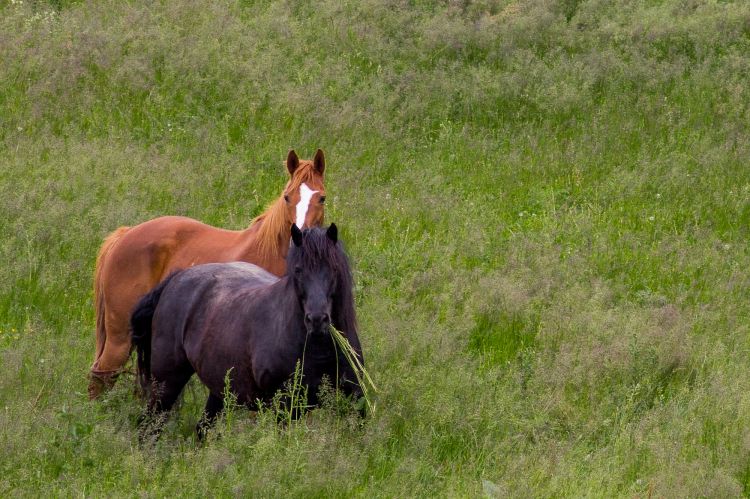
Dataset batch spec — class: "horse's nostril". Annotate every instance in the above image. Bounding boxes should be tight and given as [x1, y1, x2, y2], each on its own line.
[305, 313, 329, 329]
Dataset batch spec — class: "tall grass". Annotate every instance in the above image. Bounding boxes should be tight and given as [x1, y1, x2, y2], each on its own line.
[2, 0, 750, 495]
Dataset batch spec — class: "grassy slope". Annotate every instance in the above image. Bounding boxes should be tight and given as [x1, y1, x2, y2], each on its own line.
[2, 0, 750, 496]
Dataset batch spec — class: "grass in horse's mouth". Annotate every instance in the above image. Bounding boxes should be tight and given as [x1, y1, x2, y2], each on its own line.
[329, 325, 378, 415]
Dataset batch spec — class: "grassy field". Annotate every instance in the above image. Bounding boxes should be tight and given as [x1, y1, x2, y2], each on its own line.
[2, 0, 750, 496]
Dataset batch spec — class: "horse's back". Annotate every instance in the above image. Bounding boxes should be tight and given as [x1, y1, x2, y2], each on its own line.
[178, 262, 279, 289]
[153, 261, 280, 335]
[123, 216, 244, 258]
[101, 216, 229, 279]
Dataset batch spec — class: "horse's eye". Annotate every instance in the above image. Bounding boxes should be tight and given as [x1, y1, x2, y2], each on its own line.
[284, 194, 290, 203]
[319, 196, 326, 204]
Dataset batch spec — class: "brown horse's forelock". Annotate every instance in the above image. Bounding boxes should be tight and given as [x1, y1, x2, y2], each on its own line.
[287, 228, 357, 337]
[252, 160, 322, 265]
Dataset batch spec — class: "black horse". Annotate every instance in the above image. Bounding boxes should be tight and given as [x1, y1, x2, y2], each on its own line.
[130, 224, 364, 437]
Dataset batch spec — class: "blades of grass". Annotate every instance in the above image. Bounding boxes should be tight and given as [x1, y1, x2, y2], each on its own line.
[329, 325, 378, 414]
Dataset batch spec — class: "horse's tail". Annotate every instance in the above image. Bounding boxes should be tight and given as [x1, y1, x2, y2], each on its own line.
[92, 226, 130, 366]
[130, 271, 182, 394]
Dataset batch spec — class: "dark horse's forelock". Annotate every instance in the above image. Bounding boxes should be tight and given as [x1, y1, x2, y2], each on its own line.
[287, 227, 357, 336]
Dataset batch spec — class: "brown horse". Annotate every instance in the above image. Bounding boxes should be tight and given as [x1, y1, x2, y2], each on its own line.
[88, 149, 327, 399]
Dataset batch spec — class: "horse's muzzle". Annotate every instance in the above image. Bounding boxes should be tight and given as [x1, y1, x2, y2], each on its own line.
[305, 313, 330, 335]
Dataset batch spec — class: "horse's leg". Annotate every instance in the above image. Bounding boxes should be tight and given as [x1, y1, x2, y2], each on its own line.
[89, 226, 131, 400]
[88, 307, 132, 398]
[90, 232, 167, 399]
[140, 369, 193, 442]
[196, 393, 224, 441]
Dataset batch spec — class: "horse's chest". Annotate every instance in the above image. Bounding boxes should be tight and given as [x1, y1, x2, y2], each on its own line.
[252, 349, 301, 391]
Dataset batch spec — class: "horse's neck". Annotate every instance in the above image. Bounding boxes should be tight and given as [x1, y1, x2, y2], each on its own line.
[266, 278, 306, 344]
[236, 218, 289, 276]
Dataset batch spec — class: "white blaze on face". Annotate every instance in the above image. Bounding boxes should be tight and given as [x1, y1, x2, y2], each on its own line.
[295, 183, 319, 229]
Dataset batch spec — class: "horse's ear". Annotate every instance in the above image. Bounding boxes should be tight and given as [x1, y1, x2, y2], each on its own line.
[291, 224, 303, 247]
[287, 150, 300, 176]
[313, 149, 325, 175]
[326, 223, 338, 243]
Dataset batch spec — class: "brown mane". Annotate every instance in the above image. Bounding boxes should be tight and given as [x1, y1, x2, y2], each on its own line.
[251, 160, 321, 267]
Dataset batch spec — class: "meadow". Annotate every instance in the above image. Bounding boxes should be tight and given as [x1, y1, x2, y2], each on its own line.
[2, 0, 750, 496]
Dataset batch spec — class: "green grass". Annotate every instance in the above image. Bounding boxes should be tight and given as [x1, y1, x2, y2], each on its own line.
[2, 0, 750, 496]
